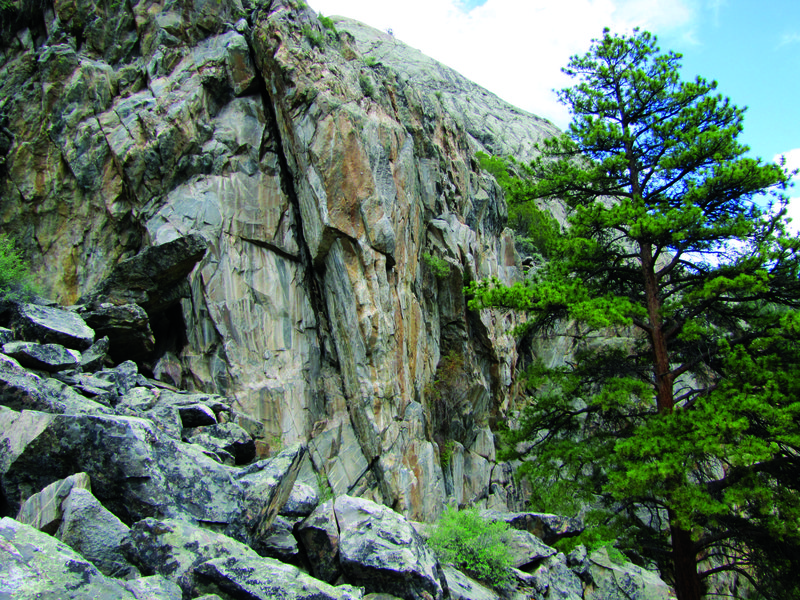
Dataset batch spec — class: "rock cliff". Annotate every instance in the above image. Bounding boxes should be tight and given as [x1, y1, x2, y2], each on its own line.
[0, 0, 562, 520]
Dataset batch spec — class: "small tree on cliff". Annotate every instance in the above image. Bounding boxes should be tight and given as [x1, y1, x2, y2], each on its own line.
[468, 29, 800, 600]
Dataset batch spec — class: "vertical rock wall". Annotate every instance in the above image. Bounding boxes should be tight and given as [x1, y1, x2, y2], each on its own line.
[0, 0, 560, 520]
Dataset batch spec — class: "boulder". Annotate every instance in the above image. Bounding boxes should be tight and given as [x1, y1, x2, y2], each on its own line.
[85, 234, 208, 314]
[12, 304, 95, 350]
[280, 481, 320, 517]
[122, 576, 183, 600]
[296, 499, 342, 583]
[580, 547, 674, 600]
[177, 402, 218, 427]
[442, 565, 500, 600]
[528, 553, 584, 600]
[123, 517, 362, 600]
[236, 443, 306, 540]
[80, 336, 111, 371]
[0, 370, 113, 415]
[334, 496, 446, 600]
[57, 487, 138, 578]
[254, 515, 302, 563]
[2, 340, 81, 372]
[506, 528, 558, 570]
[184, 422, 255, 464]
[15, 471, 92, 533]
[0, 516, 136, 599]
[480, 509, 584, 545]
[1, 412, 243, 524]
[79, 303, 155, 363]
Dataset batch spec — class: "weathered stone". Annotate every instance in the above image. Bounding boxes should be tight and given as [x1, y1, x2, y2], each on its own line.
[15, 471, 92, 533]
[117, 387, 158, 412]
[529, 553, 583, 600]
[0, 517, 136, 599]
[122, 576, 183, 600]
[0, 370, 112, 415]
[1, 412, 243, 524]
[506, 528, 558, 570]
[334, 495, 445, 600]
[581, 547, 674, 600]
[196, 553, 364, 600]
[254, 515, 302, 563]
[281, 481, 320, 517]
[480, 510, 584, 545]
[0, 326, 14, 344]
[1, 340, 81, 371]
[296, 499, 341, 583]
[81, 336, 110, 371]
[178, 402, 218, 427]
[184, 422, 254, 464]
[442, 565, 501, 600]
[12, 304, 94, 350]
[80, 303, 155, 363]
[86, 234, 208, 314]
[236, 443, 306, 540]
[57, 487, 138, 578]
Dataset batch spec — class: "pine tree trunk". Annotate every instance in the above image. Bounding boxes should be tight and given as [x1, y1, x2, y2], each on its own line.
[670, 517, 703, 600]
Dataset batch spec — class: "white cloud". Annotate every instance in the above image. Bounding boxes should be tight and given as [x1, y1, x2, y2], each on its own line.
[306, 0, 698, 128]
[774, 149, 800, 234]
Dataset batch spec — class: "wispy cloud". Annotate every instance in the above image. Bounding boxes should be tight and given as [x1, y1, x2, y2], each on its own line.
[307, 0, 699, 127]
[779, 32, 800, 47]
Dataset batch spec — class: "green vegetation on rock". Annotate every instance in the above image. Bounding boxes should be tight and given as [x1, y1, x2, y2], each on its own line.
[0, 234, 31, 299]
[470, 28, 800, 600]
[428, 507, 513, 588]
[422, 252, 451, 279]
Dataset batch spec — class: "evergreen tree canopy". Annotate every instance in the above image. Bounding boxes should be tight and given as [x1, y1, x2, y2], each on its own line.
[468, 29, 800, 600]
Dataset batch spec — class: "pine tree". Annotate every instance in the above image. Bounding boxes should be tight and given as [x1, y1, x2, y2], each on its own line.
[469, 29, 800, 600]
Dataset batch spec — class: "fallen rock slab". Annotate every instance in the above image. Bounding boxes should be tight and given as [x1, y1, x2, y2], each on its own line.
[15, 471, 92, 533]
[0, 516, 136, 599]
[13, 303, 95, 350]
[2, 340, 81, 372]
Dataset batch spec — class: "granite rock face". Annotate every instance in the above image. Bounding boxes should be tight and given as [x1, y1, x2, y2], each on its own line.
[0, 0, 562, 519]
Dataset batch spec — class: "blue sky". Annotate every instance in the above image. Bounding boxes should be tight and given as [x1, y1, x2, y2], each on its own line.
[307, 0, 800, 212]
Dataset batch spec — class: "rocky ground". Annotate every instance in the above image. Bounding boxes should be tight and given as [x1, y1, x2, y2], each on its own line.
[0, 296, 676, 599]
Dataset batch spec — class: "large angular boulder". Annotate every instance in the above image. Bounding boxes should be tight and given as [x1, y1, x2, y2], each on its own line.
[15, 471, 92, 533]
[480, 509, 584, 545]
[0, 372, 112, 414]
[296, 499, 341, 582]
[442, 566, 500, 600]
[579, 547, 674, 600]
[235, 443, 306, 541]
[11, 303, 95, 350]
[85, 234, 208, 314]
[184, 422, 255, 465]
[122, 517, 362, 600]
[335, 496, 446, 600]
[0, 517, 136, 599]
[1, 411, 243, 524]
[56, 487, 138, 578]
[2, 340, 81, 372]
[79, 302, 156, 363]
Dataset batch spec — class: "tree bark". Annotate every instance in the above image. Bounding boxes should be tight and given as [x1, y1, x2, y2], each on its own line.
[670, 515, 704, 600]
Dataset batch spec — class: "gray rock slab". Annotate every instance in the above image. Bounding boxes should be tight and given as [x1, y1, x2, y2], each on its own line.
[2, 341, 81, 372]
[57, 487, 137, 578]
[178, 402, 217, 427]
[13, 303, 95, 350]
[296, 499, 341, 583]
[0, 516, 135, 599]
[582, 547, 674, 600]
[15, 471, 92, 533]
[530, 553, 583, 600]
[281, 481, 320, 517]
[442, 565, 500, 600]
[334, 495, 445, 600]
[0, 370, 112, 415]
[122, 575, 183, 600]
[79, 302, 155, 363]
[506, 528, 557, 569]
[236, 443, 305, 539]
[184, 422, 254, 464]
[1, 412, 243, 524]
[480, 509, 584, 545]
[197, 554, 364, 600]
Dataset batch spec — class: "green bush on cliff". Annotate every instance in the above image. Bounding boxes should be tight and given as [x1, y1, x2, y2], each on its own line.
[0, 234, 30, 299]
[428, 507, 513, 588]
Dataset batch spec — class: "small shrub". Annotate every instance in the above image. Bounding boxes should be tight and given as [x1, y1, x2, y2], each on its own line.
[364, 55, 378, 67]
[422, 252, 450, 279]
[0, 234, 31, 299]
[316, 470, 334, 502]
[359, 73, 376, 99]
[428, 507, 514, 588]
[302, 25, 325, 49]
[317, 13, 336, 33]
[440, 439, 456, 468]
